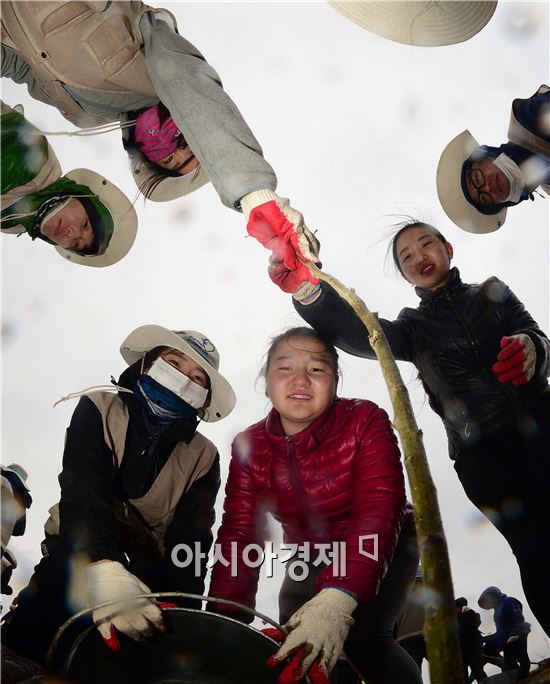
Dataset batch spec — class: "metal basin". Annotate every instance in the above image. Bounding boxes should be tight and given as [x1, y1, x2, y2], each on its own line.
[61, 608, 303, 684]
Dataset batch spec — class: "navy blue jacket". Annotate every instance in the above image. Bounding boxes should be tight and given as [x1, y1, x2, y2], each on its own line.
[492, 595, 531, 648]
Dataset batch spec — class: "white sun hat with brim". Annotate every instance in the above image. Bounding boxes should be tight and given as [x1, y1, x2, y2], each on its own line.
[436, 130, 507, 234]
[120, 325, 236, 423]
[130, 156, 209, 202]
[327, 1, 497, 47]
[54, 169, 138, 267]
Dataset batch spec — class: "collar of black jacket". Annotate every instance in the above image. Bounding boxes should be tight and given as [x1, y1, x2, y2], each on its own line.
[415, 267, 465, 308]
[117, 362, 199, 444]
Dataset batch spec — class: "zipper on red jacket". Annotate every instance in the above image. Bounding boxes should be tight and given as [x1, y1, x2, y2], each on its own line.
[284, 436, 312, 525]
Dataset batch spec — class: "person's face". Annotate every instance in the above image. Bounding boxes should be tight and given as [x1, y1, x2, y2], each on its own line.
[465, 158, 511, 206]
[158, 349, 209, 389]
[155, 139, 199, 175]
[396, 226, 453, 292]
[265, 336, 337, 436]
[41, 199, 94, 253]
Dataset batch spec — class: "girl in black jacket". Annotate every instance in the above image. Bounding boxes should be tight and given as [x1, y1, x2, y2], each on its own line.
[267, 220, 550, 638]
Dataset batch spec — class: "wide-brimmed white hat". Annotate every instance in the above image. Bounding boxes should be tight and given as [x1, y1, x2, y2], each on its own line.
[120, 325, 236, 422]
[436, 130, 506, 234]
[55, 169, 138, 267]
[328, 1, 497, 47]
[130, 156, 209, 202]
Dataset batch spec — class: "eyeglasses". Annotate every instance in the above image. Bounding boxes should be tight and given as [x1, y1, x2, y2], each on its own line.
[468, 167, 492, 206]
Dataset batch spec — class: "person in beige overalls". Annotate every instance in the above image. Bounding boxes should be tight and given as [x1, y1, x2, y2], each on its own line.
[1, 325, 236, 667]
[1, 1, 320, 269]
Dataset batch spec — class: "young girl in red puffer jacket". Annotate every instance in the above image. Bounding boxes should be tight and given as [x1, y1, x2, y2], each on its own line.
[209, 326, 420, 684]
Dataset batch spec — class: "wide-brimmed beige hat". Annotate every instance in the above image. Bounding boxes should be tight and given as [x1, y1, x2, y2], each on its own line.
[55, 169, 138, 267]
[120, 325, 236, 422]
[130, 156, 209, 202]
[436, 130, 506, 234]
[328, 1, 497, 47]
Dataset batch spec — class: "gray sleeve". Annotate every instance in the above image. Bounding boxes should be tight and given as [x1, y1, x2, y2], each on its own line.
[1, 46, 58, 109]
[139, 13, 277, 211]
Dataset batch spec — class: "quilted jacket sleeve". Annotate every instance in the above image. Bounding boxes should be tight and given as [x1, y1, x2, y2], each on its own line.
[294, 282, 415, 362]
[208, 432, 266, 623]
[496, 278, 550, 380]
[316, 404, 406, 604]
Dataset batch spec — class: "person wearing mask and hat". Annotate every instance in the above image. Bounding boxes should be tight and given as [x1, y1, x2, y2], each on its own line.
[1, 1, 320, 273]
[1, 101, 137, 267]
[437, 85, 550, 234]
[478, 586, 532, 681]
[1, 325, 236, 669]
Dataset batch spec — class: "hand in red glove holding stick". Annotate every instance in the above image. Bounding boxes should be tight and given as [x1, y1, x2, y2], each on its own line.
[241, 190, 320, 290]
[491, 334, 536, 387]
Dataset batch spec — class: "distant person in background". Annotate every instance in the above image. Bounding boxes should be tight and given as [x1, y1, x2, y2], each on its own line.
[1, 101, 137, 267]
[395, 570, 427, 673]
[478, 586, 531, 681]
[454, 597, 486, 684]
[437, 85, 550, 234]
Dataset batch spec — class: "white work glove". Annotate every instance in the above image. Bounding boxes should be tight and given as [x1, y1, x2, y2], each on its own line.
[241, 190, 321, 268]
[86, 561, 165, 651]
[271, 588, 357, 679]
[491, 334, 536, 387]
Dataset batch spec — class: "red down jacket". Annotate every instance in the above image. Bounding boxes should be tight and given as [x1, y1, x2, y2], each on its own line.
[209, 398, 407, 619]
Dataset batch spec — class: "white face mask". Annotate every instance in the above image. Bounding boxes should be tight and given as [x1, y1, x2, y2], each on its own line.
[147, 357, 209, 409]
[492, 153, 525, 204]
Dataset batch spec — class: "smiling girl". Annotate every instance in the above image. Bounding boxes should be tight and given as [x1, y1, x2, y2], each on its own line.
[209, 327, 420, 684]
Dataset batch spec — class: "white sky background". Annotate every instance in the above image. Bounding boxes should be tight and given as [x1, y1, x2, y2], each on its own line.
[1, 1, 549, 678]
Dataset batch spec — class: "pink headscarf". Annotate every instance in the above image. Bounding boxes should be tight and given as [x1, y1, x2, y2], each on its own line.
[134, 105, 182, 162]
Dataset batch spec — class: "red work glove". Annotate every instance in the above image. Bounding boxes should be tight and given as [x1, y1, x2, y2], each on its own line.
[241, 190, 320, 286]
[262, 627, 330, 684]
[268, 254, 321, 303]
[492, 334, 536, 386]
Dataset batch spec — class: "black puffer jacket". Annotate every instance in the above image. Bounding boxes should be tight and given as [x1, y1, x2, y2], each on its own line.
[295, 269, 550, 458]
